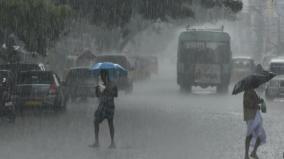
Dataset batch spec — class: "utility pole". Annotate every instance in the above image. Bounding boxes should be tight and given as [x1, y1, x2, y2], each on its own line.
[275, 0, 284, 55]
[277, 16, 281, 55]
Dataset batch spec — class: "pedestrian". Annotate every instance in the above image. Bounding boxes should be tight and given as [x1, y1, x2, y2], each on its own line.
[90, 70, 118, 148]
[243, 89, 266, 159]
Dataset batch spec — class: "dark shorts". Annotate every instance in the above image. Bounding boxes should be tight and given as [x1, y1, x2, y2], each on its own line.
[94, 105, 114, 123]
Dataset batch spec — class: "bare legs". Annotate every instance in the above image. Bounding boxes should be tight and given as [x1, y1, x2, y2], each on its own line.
[93, 118, 115, 148]
[245, 135, 252, 159]
[245, 135, 260, 159]
[108, 119, 116, 148]
[92, 120, 100, 147]
[251, 138, 261, 159]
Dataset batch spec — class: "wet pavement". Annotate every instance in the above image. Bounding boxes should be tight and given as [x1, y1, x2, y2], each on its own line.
[0, 62, 284, 159]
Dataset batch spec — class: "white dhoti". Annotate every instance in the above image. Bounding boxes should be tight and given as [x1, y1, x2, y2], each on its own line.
[246, 111, 266, 147]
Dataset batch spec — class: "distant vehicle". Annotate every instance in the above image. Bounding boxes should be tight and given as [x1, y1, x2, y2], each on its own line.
[231, 56, 255, 82]
[13, 71, 66, 112]
[128, 55, 152, 81]
[128, 55, 158, 81]
[265, 75, 284, 100]
[76, 50, 96, 67]
[148, 56, 159, 75]
[269, 58, 284, 75]
[262, 54, 277, 70]
[95, 54, 133, 93]
[64, 67, 97, 102]
[177, 27, 232, 93]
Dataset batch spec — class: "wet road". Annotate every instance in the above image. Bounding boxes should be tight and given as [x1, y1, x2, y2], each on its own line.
[0, 62, 284, 159]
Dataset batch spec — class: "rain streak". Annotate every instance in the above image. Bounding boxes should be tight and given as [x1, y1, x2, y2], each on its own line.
[0, 0, 284, 159]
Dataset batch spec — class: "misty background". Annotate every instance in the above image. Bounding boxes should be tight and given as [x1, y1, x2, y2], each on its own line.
[1, 0, 284, 159]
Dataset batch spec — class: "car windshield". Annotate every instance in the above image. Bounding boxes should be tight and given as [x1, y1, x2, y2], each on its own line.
[18, 72, 53, 84]
[182, 41, 227, 50]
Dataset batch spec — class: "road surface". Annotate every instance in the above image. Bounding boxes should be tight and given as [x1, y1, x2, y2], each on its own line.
[0, 61, 283, 159]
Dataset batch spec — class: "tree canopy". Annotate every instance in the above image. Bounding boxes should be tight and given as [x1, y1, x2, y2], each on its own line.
[0, 0, 72, 56]
[56, 0, 242, 28]
[0, 0, 243, 56]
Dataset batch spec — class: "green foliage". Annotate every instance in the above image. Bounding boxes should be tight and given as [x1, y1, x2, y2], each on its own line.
[201, 0, 243, 13]
[0, 0, 72, 55]
[223, 0, 243, 13]
[92, 0, 132, 28]
[139, 0, 194, 20]
[201, 0, 218, 8]
[57, 0, 242, 28]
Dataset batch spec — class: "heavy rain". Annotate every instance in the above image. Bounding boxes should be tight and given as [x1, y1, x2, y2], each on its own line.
[0, 0, 284, 159]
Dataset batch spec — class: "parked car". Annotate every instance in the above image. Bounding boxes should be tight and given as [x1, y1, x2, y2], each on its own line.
[64, 67, 97, 102]
[0, 63, 45, 80]
[12, 71, 66, 112]
[95, 54, 133, 93]
[128, 55, 151, 81]
[0, 63, 45, 72]
[269, 58, 284, 75]
[265, 75, 284, 100]
[231, 56, 255, 82]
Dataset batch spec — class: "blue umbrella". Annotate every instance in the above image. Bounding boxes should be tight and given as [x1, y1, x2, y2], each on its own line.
[91, 62, 128, 79]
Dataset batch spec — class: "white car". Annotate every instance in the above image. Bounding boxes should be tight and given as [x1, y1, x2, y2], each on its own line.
[265, 75, 284, 100]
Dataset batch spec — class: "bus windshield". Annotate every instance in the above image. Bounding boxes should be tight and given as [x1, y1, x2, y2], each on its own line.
[180, 41, 230, 63]
[182, 41, 227, 50]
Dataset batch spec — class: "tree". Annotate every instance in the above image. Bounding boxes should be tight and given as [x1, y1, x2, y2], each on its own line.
[0, 0, 72, 56]
[139, 0, 194, 20]
[58, 0, 242, 27]
[55, 0, 243, 51]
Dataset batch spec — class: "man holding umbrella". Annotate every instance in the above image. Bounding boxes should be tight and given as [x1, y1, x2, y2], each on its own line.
[90, 70, 118, 148]
[90, 62, 127, 148]
[232, 64, 276, 159]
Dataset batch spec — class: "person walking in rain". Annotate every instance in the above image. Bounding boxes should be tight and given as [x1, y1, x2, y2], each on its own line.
[243, 89, 266, 159]
[90, 70, 118, 148]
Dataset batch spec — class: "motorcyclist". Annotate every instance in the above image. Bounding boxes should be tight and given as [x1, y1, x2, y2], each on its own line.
[0, 78, 10, 107]
[0, 77, 14, 122]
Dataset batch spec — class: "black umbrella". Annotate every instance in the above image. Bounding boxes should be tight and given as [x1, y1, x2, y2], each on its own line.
[232, 71, 276, 95]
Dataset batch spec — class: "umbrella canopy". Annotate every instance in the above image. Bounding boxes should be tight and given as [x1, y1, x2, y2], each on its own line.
[91, 62, 128, 78]
[232, 71, 276, 95]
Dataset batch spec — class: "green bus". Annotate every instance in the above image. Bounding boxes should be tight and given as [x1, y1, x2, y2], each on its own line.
[177, 29, 232, 93]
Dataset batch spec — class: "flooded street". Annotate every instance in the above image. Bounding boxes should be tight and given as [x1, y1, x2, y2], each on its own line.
[1, 61, 283, 159]
[1, 0, 284, 158]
